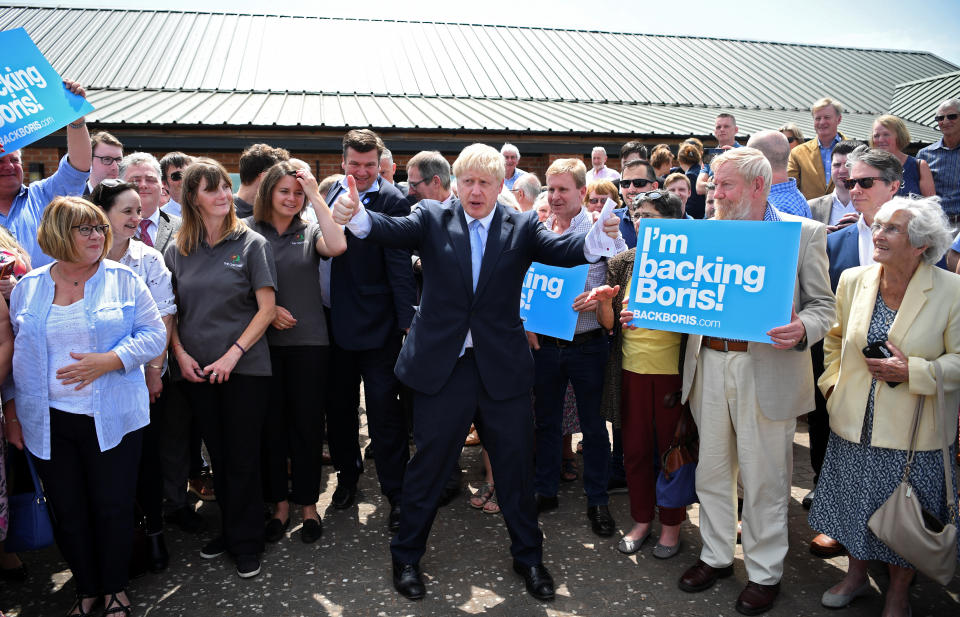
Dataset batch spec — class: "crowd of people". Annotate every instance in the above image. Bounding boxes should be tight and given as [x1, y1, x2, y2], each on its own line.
[0, 81, 958, 617]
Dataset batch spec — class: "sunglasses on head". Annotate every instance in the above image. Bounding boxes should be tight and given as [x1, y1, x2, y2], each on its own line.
[935, 113, 959, 123]
[620, 178, 654, 189]
[842, 177, 884, 190]
[169, 171, 184, 181]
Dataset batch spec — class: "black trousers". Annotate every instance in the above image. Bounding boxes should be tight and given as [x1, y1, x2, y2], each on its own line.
[137, 384, 165, 532]
[391, 351, 543, 566]
[158, 376, 192, 510]
[262, 345, 328, 505]
[32, 410, 143, 595]
[809, 340, 830, 483]
[326, 332, 408, 505]
[183, 375, 269, 556]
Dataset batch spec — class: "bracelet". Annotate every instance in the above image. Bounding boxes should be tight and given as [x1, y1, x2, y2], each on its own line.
[233, 341, 246, 354]
[146, 363, 163, 370]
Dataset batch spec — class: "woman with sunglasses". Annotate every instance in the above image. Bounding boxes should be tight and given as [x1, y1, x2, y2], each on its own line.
[589, 190, 689, 559]
[583, 180, 621, 217]
[165, 159, 276, 580]
[244, 161, 345, 544]
[870, 115, 935, 198]
[9, 196, 165, 616]
[90, 179, 176, 574]
[778, 123, 805, 150]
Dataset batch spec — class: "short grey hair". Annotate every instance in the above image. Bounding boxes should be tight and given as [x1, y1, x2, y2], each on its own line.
[591, 146, 607, 156]
[513, 172, 541, 200]
[407, 150, 451, 190]
[938, 98, 960, 114]
[874, 195, 954, 264]
[500, 143, 520, 158]
[119, 152, 161, 179]
[746, 130, 791, 172]
[710, 147, 772, 198]
[845, 145, 903, 185]
[380, 148, 394, 164]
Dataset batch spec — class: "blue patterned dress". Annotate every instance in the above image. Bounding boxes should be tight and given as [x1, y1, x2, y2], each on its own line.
[809, 292, 960, 567]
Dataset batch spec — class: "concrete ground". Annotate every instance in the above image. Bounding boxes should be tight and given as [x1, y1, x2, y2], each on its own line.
[1, 417, 958, 617]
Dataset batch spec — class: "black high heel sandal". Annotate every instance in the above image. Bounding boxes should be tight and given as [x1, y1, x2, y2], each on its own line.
[102, 592, 132, 616]
[66, 594, 99, 617]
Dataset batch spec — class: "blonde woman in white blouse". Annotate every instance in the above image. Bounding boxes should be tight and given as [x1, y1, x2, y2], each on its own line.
[91, 180, 176, 574]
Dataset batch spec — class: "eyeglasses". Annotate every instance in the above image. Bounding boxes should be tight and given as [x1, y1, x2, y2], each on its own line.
[619, 178, 654, 189]
[169, 171, 184, 181]
[842, 177, 884, 190]
[408, 177, 432, 189]
[934, 113, 959, 123]
[631, 211, 664, 221]
[71, 224, 110, 237]
[93, 155, 122, 166]
[870, 222, 907, 235]
[99, 178, 126, 188]
[785, 136, 797, 143]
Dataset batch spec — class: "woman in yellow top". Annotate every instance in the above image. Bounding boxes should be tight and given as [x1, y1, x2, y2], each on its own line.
[810, 195, 960, 616]
[592, 190, 686, 559]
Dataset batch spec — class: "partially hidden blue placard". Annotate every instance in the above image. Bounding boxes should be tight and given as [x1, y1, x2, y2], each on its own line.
[626, 219, 801, 343]
[520, 262, 590, 340]
[0, 28, 95, 152]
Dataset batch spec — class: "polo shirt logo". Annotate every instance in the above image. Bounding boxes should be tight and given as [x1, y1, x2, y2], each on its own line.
[291, 232, 307, 246]
[224, 254, 243, 269]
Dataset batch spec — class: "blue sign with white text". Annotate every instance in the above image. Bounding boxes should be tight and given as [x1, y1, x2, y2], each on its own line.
[520, 262, 590, 340]
[626, 219, 801, 342]
[0, 28, 95, 152]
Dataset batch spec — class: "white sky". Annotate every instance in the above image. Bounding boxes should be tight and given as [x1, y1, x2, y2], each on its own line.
[29, 0, 960, 66]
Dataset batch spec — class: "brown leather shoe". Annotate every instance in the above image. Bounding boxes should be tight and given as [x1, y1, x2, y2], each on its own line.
[678, 559, 734, 592]
[735, 581, 779, 615]
[809, 533, 845, 558]
[464, 425, 481, 447]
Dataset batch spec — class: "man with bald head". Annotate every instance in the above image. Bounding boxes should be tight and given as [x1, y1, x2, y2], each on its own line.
[748, 130, 813, 218]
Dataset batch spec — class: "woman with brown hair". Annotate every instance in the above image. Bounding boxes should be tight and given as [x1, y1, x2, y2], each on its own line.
[164, 159, 277, 579]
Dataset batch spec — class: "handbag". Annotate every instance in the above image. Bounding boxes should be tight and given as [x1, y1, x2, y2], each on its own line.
[5, 450, 55, 553]
[867, 363, 958, 585]
[656, 401, 699, 509]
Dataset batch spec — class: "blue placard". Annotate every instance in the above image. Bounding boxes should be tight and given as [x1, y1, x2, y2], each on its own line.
[626, 219, 801, 342]
[520, 262, 590, 340]
[0, 28, 95, 152]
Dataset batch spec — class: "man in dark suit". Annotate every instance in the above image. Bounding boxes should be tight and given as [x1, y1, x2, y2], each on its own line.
[333, 143, 622, 602]
[322, 130, 417, 525]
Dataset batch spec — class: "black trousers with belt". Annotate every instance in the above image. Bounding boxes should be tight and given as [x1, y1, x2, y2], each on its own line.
[33, 409, 143, 596]
[182, 374, 269, 557]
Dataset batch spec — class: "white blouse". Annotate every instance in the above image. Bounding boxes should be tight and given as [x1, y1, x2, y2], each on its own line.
[114, 240, 176, 317]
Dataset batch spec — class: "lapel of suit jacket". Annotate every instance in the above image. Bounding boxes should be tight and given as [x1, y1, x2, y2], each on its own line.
[474, 205, 509, 302]
[156, 212, 170, 252]
[849, 265, 882, 351]
[887, 264, 932, 347]
[446, 202, 474, 300]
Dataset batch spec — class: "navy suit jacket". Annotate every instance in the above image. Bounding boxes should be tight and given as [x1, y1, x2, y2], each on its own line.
[325, 180, 418, 350]
[614, 208, 637, 248]
[825, 222, 860, 292]
[365, 199, 589, 399]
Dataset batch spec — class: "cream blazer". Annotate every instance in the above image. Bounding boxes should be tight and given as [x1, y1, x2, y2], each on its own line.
[682, 213, 836, 421]
[818, 263, 960, 451]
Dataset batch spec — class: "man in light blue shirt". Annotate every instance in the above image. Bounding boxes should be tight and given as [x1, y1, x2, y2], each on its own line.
[0, 81, 91, 270]
[918, 98, 960, 221]
[501, 143, 526, 189]
[749, 130, 813, 218]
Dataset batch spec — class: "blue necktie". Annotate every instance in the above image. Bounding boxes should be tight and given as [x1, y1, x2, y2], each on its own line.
[469, 219, 484, 291]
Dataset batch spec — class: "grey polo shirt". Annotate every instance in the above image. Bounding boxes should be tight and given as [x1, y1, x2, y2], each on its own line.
[235, 196, 254, 219]
[164, 228, 278, 376]
[244, 216, 329, 347]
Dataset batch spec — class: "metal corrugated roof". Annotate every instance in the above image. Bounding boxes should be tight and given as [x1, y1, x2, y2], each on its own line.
[890, 71, 960, 129]
[3, 6, 957, 112]
[80, 89, 943, 143]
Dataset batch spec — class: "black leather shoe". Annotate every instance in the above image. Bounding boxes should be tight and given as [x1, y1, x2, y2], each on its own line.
[331, 482, 357, 509]
[301, 518, 323, 544]
[264, 517, 290, 543]
[388, 505, 401, 533]
[164, 505, 208, 534]
[392, 561, 425, 600]
[536, 494, 559, 514]
[438, 481, 460, 507]
[512, 560, 555, 601]
[802, 489, 815, 510]
[147, 532, 169, 573]
[586, 504, 615, 537]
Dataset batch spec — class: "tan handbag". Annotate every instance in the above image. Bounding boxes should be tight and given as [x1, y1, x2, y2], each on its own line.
[867, 363, 958, 585]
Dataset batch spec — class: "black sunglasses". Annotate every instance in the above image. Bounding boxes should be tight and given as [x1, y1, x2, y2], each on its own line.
[785, 136, 797, 143]
[842, 177, 884, 190]
[934, 113, 959, 123]
[620, 178, 654, 189]
[169, 171, 184, 181]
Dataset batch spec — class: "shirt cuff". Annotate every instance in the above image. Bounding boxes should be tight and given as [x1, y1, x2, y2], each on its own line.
[346, 205, 372, 238]
[583, 245, 601, 263]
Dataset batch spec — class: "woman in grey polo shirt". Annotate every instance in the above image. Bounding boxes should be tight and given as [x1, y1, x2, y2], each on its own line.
[245, 161, 346, 544]
[164, 159, 277, 579]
